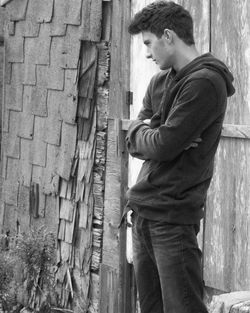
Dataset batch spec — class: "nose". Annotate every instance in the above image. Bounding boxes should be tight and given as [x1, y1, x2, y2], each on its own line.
[146, 47, 152, 59]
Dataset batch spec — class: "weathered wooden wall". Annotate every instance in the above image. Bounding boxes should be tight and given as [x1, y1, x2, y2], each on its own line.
[203, 0, 250, 292]
[0, 0, 111, 312]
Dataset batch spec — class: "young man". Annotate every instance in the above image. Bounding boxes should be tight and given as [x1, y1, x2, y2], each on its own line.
[125, 1, 235, 313]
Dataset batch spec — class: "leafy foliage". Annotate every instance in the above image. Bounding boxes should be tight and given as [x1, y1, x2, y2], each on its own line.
[14, 226, 56, 294]
[0, 226, 57, 312]
[0, 249, 15, 298]
[0, 237, 18, 311]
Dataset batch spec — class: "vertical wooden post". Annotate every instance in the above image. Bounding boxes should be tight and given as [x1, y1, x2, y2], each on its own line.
[101, 0, 133, 312]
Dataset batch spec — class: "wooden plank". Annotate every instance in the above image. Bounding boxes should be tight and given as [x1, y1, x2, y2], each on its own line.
[99, 264, 119, 313]
[204, 138, 250, 291]
[102, 119, 122, 269]
[58, 219, 66, 240]
[211, 0, 250, 125]
[64, 205, 76, 244]
[60, 241, 72, 262]
[60, 198, 75, 222]
[203, 0, 250, 292]
[101, 1, 131, 312]
[79, 0, 102, 42]
[56, 122, 77, 181]
[101, 1, 112, 41]
[108, 0, 130, 118]
[44, 195, 59, 236]
[177, 0, 210, 54]
[222, 124, 250, 139]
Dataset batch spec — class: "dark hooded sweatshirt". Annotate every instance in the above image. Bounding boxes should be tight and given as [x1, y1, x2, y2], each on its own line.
[125, 53, 235, 225]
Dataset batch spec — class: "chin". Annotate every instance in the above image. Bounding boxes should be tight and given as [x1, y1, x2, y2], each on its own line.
[159, 64, 170, 70]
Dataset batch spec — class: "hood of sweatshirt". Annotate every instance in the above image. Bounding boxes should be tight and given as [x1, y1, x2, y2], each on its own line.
[174, 53, 235, 97]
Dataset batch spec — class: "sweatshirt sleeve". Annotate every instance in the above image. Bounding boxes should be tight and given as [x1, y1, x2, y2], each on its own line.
[126, 78, 220, 162]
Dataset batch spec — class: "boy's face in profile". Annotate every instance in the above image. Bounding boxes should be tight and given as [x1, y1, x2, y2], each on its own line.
[142, 30, 175, 70]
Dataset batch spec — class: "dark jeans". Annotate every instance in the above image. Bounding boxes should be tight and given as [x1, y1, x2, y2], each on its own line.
[131, 212, 208, 313]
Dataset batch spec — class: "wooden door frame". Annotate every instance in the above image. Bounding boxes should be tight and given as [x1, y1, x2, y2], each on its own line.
[100, 1, 137, 313]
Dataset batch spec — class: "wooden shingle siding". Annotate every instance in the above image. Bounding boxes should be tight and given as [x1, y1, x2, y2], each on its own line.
[5, 24, 24, 62]
[6, 0, 28, 21]
[1, 0, 111, 311]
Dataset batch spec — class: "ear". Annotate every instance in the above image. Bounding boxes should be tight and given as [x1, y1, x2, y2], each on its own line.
[163, 29, 173, 43]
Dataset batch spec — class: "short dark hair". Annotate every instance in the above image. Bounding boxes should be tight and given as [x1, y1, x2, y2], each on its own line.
[128, 1, 195, 45]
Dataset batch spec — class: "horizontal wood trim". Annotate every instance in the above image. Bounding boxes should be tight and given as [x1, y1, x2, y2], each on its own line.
[221, 124, 250, 139]
[121, 119, 131, 131]
[121, 119, 250, 140]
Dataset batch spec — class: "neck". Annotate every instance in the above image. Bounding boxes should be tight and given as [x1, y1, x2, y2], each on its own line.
[173, 44, 200, 72]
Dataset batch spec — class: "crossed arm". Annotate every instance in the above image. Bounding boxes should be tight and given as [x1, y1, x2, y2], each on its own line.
[126, 79, 219, 162]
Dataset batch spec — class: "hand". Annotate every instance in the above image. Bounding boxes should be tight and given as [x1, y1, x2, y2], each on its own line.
[143, 119, 151, 125]
[127, 210, 133, 226]
[184, 138, 202, 150]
